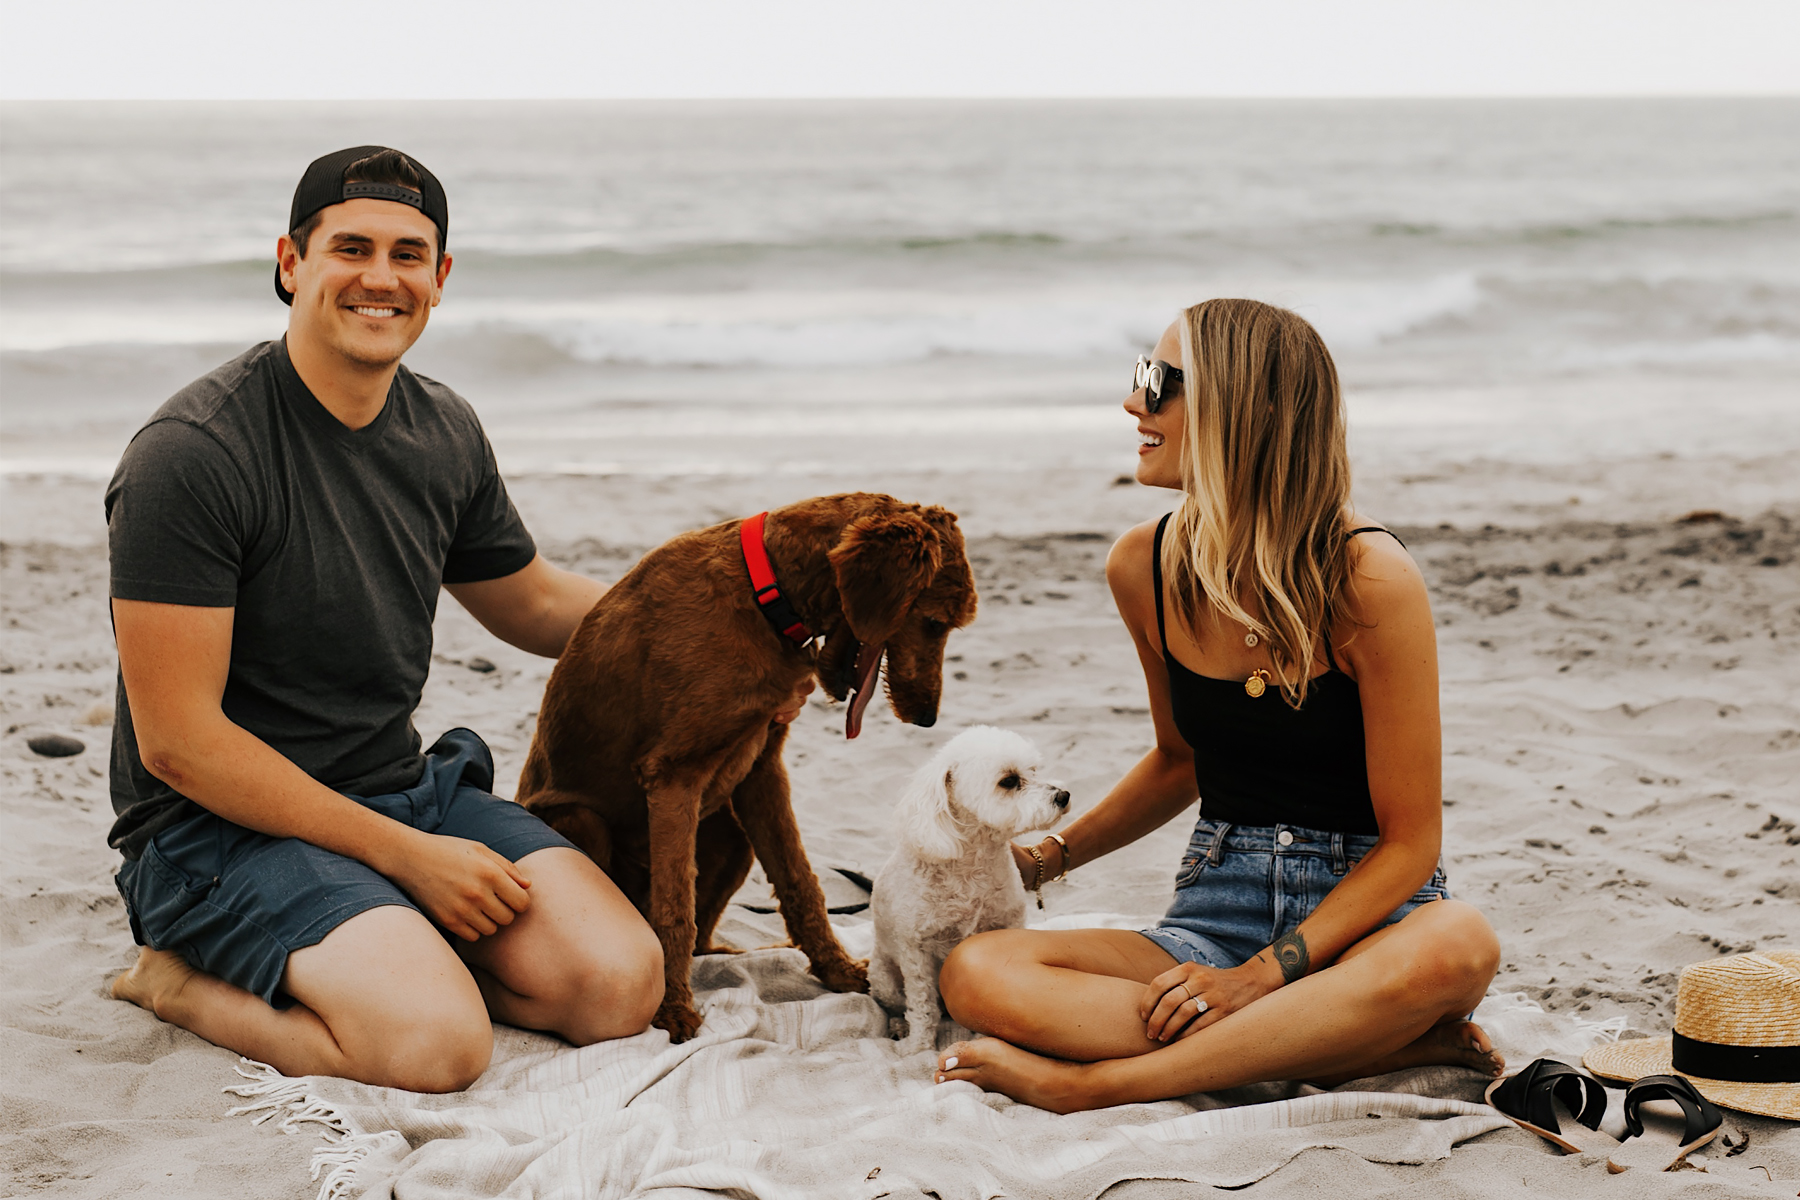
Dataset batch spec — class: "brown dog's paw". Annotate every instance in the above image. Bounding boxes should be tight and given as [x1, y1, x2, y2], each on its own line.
[813, 956, 870, 994]
[653, 1000, 705, 1042]
[696, 941, 746, 956]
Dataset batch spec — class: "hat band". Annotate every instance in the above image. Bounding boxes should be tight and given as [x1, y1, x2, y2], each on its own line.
[1672, 1031, 1800, 1083]
[342, 181, 423, 210]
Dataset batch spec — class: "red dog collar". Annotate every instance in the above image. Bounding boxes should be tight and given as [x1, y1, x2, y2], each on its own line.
[740, 512, 811, 646]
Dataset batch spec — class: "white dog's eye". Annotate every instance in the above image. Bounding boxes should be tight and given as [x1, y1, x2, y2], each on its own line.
[998, 773, 1021, 790]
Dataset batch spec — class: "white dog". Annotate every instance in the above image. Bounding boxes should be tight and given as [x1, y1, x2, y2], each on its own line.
[869, 726, 1070, 1054]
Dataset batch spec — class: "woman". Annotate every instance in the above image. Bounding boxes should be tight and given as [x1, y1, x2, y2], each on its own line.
[934, 299, 1503, 1113]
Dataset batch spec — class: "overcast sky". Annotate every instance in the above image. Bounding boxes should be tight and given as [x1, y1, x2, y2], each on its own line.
[4, 0, 1797, 100]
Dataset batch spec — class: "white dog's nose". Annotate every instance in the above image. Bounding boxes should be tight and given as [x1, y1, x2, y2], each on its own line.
[1053, 789, 1070, 809]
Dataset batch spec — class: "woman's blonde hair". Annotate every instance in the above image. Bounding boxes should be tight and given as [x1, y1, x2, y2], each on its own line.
[1162, 298, 1353, 706]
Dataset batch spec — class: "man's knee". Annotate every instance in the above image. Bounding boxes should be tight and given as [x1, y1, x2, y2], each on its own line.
[560, 927, 665, 1045]
[289, 905, 495, 1091]
[378, 1007, 494, 1093]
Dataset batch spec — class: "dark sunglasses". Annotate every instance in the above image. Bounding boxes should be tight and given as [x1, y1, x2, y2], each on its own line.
[1133, 355, 1184, 414]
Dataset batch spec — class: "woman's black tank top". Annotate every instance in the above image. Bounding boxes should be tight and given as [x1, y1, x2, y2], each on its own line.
[1152, 514, 1396, 835]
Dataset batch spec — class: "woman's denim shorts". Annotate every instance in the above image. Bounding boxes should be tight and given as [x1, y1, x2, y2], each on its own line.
[115, 728, 575, 1006]
[1139, 817, 1452, 969]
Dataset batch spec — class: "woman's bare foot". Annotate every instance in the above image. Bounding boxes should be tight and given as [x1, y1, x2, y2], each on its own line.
[112, 946, 199, 1021]
[936, 1038, 1101, 1114]
[1311, 1019, 1505, 1087]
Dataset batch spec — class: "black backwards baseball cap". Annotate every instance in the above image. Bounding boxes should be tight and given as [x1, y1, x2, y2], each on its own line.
[275, 145, 449, 305]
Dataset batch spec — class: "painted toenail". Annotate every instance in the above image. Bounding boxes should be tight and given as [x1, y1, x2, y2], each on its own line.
[944, 1056, 958, 1069]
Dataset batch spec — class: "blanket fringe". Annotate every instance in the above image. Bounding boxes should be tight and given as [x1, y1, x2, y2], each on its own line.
[224, 1059, 405, 1200]
[224, 1059, 353, 1137]
[307, 1130, 411, 1200]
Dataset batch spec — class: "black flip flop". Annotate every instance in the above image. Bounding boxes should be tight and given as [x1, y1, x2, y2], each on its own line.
[1606, 1074, 1723, 1173]
[1485, 1058, 1621, 1155]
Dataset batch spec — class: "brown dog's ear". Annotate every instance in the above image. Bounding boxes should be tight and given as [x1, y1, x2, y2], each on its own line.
[828, 509, 943, 643]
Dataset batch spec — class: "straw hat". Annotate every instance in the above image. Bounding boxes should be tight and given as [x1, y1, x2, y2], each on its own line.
[1583, 950, 1799, 1120]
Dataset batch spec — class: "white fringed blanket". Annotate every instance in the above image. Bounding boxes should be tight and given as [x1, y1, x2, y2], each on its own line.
[224, 925, 1605, 1200]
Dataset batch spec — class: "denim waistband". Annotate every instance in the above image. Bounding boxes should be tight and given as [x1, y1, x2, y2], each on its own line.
[1186, 817, 1382, 875]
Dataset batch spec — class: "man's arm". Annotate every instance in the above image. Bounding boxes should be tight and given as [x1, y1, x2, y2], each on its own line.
[112, 597, 532, 940]
[444, 554, 607, 659]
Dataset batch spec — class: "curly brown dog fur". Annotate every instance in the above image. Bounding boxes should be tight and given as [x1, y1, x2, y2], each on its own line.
[518, 494, 978, 1041]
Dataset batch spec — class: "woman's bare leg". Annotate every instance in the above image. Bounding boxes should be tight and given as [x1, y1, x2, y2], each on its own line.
[937, 900, 1502, 1113]
[939, 927, 1183, 1061]
[1300, 905, 1501, 1086]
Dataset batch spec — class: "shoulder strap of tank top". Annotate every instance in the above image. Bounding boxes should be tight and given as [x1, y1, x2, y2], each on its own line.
[1152, 513, 1171, 654]
[1345, 524, 1406, 549]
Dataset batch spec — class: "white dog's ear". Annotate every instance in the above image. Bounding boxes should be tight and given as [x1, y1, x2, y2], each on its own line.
[894, 764, 962, 861]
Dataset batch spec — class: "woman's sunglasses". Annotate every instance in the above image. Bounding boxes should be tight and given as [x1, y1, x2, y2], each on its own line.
[1133, 355, 1183, 415]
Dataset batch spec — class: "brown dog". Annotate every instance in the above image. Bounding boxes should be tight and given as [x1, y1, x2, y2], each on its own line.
[518, 494, 978, 1040]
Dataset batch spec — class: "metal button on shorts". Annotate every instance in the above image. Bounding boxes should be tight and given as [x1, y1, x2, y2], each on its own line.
[1277, 830, 1294, 846]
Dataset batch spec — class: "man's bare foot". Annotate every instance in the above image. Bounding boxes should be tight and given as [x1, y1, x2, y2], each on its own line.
[111, 947, 199, 1021]
[936, 1038, 1100, 1114]
[1312, 1019, 1505, 1086]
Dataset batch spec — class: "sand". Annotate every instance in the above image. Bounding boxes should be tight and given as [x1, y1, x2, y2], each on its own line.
[3, 451, 1798, 1197]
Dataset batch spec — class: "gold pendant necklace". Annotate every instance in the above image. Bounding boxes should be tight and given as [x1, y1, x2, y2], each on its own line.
[1245, 669, 1272, 698]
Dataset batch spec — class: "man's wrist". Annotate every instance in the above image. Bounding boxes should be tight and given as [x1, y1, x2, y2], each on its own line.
[355, 812, 425, 880]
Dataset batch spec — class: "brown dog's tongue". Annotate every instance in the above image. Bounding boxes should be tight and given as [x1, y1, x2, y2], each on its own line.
[845, 642, 886, 739]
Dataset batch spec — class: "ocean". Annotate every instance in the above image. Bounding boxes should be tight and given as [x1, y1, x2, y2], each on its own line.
[2, 99, 1797, 483]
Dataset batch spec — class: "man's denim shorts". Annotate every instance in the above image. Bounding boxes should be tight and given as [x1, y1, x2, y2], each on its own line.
[1138, 817, 1452, 969]
[114, 727, 576, 1005]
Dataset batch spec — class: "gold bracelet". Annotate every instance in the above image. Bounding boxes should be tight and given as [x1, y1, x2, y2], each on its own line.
[1026, 844, 1047, 909]
[1046, 833, 1070, 880]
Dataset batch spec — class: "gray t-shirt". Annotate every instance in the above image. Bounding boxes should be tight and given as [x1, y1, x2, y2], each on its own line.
[105, 338, 536, 860]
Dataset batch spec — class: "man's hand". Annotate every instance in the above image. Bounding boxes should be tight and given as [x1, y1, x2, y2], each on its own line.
[382, 830, 533, 941]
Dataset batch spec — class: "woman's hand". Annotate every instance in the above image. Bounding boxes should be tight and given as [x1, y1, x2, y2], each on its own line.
[1139, 959, 1277, 1042]
[1010, 841, 1037, 889]
[1009, 837, 1067, 890]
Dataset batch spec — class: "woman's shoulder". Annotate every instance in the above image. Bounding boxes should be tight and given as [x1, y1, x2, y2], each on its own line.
[1104, 515, 1168, 621]
[1105, 515, 1166, 585]
[1341, 515, 1428, 625]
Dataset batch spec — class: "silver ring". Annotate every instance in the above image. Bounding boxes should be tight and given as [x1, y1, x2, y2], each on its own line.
[1193, 997, 1209, 1014]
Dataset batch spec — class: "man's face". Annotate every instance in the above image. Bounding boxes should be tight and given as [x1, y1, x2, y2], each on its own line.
[277, 198, 452, 371]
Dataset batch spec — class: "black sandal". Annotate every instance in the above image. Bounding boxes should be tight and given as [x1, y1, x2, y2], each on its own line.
[1606, 1074, 1723, 1172]
[1485, 1058, 1620, 1155]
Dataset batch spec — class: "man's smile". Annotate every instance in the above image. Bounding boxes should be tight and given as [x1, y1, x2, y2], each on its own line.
[348, 304, 404, 319]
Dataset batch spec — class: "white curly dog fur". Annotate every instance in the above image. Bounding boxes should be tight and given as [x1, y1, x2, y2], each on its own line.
[869, 726, 1070, 1054]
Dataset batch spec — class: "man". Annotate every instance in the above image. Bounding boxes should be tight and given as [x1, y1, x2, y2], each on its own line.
[107, 146, 675, 1091]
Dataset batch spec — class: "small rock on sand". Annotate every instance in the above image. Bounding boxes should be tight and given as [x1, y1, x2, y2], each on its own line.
[26, 733, 84, 757]
[467, 657, 498, 673]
